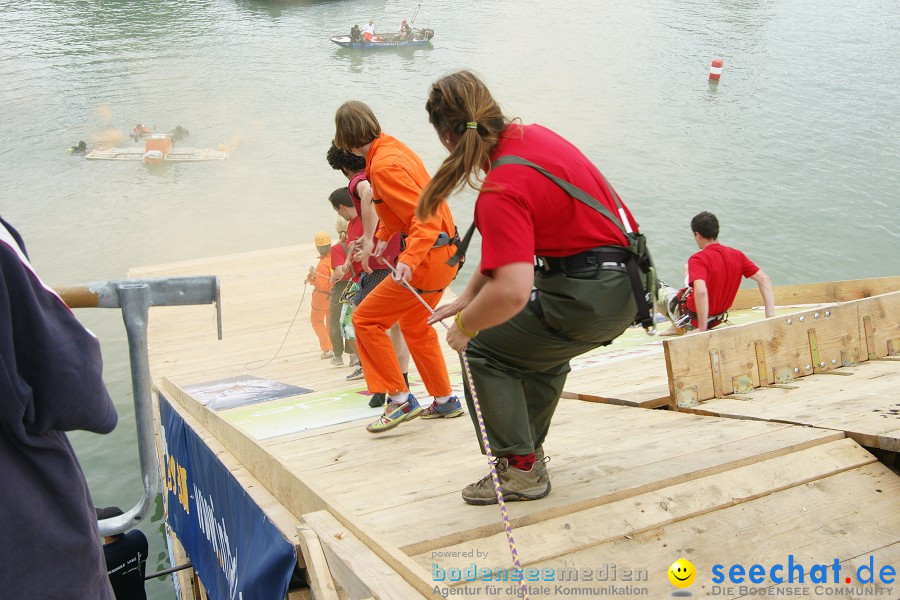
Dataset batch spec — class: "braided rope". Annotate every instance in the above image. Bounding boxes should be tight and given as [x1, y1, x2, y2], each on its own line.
[381, 261, 528, 598]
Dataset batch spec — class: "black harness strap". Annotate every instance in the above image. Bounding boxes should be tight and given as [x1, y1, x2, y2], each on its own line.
[446, 222, 476, 267]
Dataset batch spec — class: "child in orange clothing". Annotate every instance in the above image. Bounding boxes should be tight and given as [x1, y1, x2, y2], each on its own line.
[306, 231, 334, 358]
[334, 100, 464, 433]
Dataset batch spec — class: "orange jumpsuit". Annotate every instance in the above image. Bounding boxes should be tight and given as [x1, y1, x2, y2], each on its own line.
[307, 252, 333, 352]
[352, 133, 458, 396]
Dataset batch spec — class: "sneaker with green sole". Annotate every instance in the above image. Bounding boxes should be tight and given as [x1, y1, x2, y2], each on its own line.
[420, 396, 464, 419]
[366, 394, 423, 433]
[462, 457, 551, 505]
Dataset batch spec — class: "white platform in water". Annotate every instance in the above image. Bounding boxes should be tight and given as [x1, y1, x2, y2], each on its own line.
[84, 147, 228, 161]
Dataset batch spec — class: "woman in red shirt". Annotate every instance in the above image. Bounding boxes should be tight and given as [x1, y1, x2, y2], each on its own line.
[421, 71, 642, 505]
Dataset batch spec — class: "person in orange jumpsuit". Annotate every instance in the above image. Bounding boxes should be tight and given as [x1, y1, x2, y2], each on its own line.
[306, 231, 334, 358]
[334, 100, 464, 433]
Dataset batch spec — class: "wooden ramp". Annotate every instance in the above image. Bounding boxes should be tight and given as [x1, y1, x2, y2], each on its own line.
[665, 289, 900, 452]
[133, 247, 900, 599]
[162, 380, 900, 599]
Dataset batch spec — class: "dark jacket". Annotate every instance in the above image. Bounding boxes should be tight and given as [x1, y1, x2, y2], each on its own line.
[0, 216, 117, 599]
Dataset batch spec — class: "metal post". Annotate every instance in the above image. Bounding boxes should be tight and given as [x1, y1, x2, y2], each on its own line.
[57, 276, 221, 536]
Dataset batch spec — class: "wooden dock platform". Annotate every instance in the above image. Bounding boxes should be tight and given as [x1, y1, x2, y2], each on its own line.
[133, 247, 900, 599]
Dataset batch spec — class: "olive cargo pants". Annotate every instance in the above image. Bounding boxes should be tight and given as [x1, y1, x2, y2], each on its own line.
[461, 269, 637, 457]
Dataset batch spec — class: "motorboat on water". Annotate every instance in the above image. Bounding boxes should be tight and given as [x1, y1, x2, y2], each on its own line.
[330, 27, 434, 50]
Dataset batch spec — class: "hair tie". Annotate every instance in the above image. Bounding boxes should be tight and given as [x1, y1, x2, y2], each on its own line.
[465, 121, 478, 130]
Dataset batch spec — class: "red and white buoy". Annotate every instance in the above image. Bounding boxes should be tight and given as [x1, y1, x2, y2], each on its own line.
[709, 58, 724, 81]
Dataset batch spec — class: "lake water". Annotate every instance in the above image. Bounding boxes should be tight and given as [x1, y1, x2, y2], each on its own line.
[1, 0, 898, 597]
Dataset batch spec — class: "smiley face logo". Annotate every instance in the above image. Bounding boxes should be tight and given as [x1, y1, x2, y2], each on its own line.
[668, 558, 696, 588]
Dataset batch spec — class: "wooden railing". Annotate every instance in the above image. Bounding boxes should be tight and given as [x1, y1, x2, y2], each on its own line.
[664, 289, 900, 409]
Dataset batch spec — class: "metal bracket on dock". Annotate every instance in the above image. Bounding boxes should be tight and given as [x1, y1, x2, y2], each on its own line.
[676, 386, 699, 408]
[731, 374, 754, 395]
[841, 348, 860, 367]
[57, 276, 222, 536]
[863, 316, 877, 360]
[772, 365, 796, 385]
[888, 338, 900, 357]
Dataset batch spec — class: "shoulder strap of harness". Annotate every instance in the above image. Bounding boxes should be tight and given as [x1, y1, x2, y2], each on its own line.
[446, 155, 633, 268]
[488, 155, 654, 330]
[491, 155, 632, 238]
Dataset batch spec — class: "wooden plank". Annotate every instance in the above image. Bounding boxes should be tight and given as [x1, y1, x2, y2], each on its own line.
[678, 359, 900, 451]
[296, 524, 340, 600]
[561, 352, 671, 408]
[412, 438, 875, 578]
[664, 303, 860, 406]
[302, 511, 425, 600]
[846, 291, 900, 360]
[378, 422, 843, 555]
[731, 275, 900, 310]
[505, 463, 900, 600]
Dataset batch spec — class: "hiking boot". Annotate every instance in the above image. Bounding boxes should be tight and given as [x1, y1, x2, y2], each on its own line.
[348, 354, 360, 367]
[330, 355, 344, 367]
[320, 350, 334, 359]
[462, 457, 551, 505]
[420, 396, 464, 419]
[368, 393, 386, 408]
[346, 367, 365, 381]
[366, 394, 423, 433]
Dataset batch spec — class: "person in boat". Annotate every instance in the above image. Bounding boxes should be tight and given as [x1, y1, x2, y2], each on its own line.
[656, 211, 775, 334]
[96, 506, 148, 600]
[68, 140, 88, 154]
[326, 143, 411, 407]
[306, 231, 334, 359]
[398, 19, 411, 40]
[168, 125, 189, 143]
[0, 215, 118, 597]
[362, 20, 375, 41]
[130, 124, 151, 142]
[422, 70, 643, 505]
[350, 23, 362, 45]
[333, 100, 463, 432]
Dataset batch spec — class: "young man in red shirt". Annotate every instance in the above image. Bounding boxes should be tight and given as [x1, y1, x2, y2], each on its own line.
[659, 211, 775, 333]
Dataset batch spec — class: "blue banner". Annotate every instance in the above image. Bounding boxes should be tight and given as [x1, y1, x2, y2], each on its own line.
[159, 393, 297, 600]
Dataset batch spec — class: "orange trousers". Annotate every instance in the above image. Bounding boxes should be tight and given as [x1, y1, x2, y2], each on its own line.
[352, 245, 457, 397]
[310, 308, 331, 352]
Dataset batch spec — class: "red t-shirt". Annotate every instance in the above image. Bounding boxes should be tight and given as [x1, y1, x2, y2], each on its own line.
[330, 242, 352, 282]
[475, 124, 638, 275]
[348, 171, 401, 270]
[685, 243, 759, 318]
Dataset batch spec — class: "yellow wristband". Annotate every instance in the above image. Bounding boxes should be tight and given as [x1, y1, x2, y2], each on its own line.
[454, 311, 479, 338]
